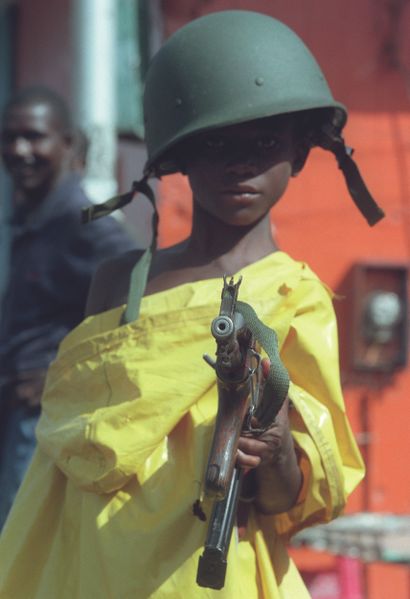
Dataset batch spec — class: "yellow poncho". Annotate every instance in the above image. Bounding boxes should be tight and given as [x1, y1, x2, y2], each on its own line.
[0, 252, 364, 598]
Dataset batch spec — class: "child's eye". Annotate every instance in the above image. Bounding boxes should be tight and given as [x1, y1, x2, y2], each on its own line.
[256, 138, 279, 149]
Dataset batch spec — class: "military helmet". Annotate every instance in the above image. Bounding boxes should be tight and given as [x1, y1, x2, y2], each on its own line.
[143, 10, 347, 176]
[83, 9, 383, 231]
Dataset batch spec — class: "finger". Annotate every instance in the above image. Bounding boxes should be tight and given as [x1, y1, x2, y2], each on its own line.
[261, 357, 271, 379]
[238, 436, 267, 456]
[236, 448, 261, 469]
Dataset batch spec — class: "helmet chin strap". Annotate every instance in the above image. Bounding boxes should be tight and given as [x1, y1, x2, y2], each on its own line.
[81, 177, 155, 223]
[81, 177, 159, 323]
[315, 124, 385, 226]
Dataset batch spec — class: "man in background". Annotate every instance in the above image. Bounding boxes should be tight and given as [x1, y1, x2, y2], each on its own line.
[0, 86, 136, 529]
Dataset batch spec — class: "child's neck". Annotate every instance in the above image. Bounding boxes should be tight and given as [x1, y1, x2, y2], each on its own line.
[145, 206, 278, 296]
[185, 205, 278, 269]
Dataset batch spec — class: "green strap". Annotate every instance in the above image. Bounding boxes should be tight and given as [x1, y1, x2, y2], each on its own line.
[316, 124, 385, 227]
[81, 178, 156, 224]
[80, 178, 158, 324]
[335, 146, 385, 226]
[236, 300, 290, 428]
[81, 189, 134, 223]
[123, 179, 158, 323]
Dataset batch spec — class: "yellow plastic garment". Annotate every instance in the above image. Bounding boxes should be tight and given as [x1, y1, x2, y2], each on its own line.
[0, 252, 364, 599]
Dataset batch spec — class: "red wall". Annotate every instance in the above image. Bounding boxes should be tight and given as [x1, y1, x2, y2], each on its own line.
[158, 2, 410, 598]
[15, 0, 73, 103]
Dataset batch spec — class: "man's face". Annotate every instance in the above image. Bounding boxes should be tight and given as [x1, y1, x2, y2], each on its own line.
[1, 101, 71, 203]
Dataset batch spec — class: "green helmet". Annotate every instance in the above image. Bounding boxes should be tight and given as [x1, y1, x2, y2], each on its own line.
[83, 9, 383, 232]
[143, 10, 346, 176]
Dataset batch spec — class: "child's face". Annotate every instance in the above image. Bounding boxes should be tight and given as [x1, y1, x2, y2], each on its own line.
[183, 116, 302, 226]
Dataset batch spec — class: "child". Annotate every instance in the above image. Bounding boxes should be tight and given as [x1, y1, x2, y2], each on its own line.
[0, 11, 383, 598]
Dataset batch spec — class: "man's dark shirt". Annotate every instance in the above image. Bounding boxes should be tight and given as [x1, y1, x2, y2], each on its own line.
[0, 173, 136, 380]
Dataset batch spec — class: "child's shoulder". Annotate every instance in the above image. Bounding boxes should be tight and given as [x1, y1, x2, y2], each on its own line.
[85, 248, 145, 316]
[85, 243, 189, 316]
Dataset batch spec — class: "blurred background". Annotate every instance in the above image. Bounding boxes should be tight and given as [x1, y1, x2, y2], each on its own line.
[0, 0, 409, 597]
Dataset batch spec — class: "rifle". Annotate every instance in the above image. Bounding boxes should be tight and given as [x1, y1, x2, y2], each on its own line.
[196, 275, 290, 589]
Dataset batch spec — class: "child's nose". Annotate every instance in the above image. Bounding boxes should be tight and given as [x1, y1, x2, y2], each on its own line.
[225, 156, 258, 176]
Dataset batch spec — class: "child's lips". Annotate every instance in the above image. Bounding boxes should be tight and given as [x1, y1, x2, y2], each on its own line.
[223, 184, 258, 193]
[221, 186, 259, 202]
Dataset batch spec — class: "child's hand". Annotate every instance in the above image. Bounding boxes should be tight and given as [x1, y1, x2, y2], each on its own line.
[236, 396, 291, 470]
[235, 359, 302, 513]
[236, 357, 293, 470]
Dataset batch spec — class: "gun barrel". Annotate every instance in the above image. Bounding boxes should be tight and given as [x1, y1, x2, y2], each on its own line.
[197, 467, 243, 589]
[211, 315, 235, 341]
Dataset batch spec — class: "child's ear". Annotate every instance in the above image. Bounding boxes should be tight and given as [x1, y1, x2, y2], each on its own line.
[291, 142, 310, 177]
